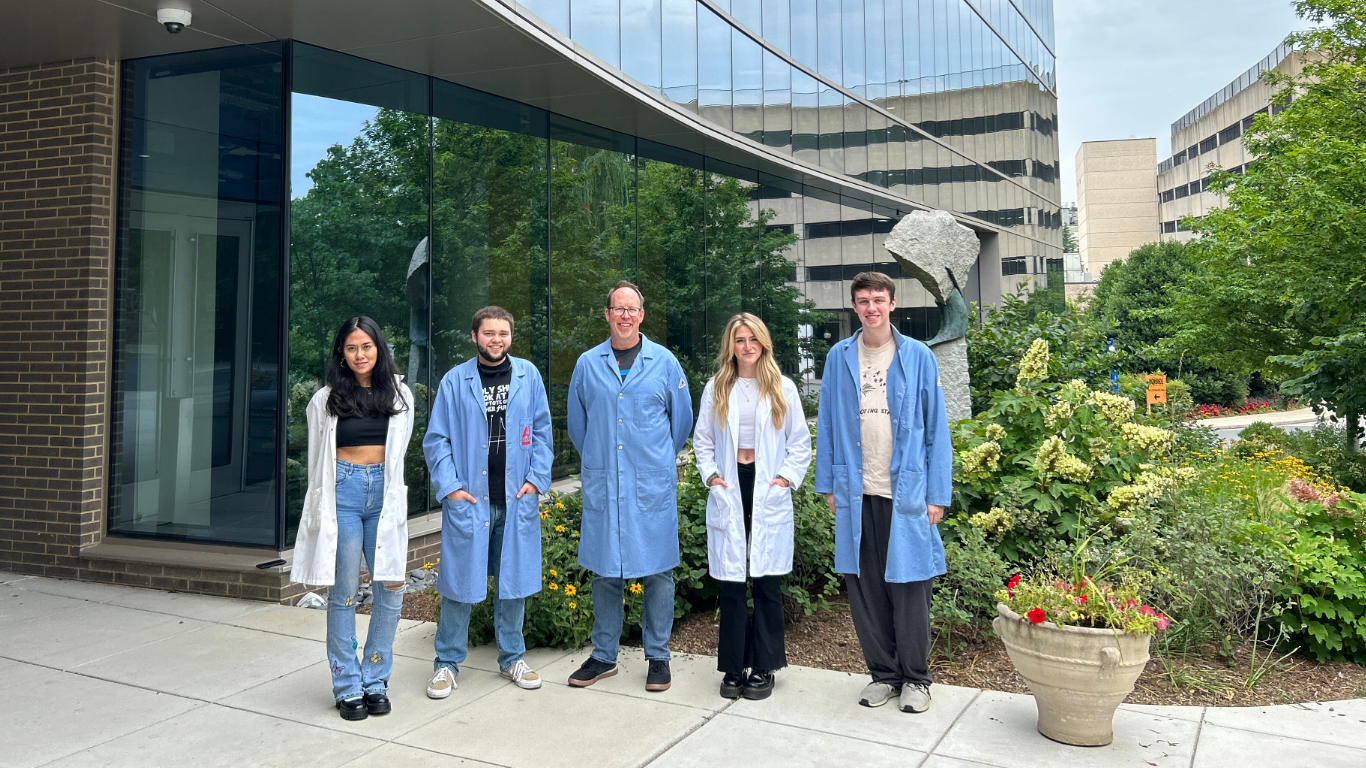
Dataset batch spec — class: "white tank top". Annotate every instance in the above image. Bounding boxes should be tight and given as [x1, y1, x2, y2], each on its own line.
[735, 378, 759, 449]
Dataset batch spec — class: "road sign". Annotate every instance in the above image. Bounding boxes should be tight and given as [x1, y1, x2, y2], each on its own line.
[1146, 374, 1167, 405]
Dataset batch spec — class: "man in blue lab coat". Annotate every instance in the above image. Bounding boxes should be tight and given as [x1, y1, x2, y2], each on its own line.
[423, 306, 553, 699]
[565, 280, 693, 693]
[815, 271, 953, 715]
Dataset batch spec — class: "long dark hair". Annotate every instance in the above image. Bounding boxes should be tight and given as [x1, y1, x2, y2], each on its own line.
[325, 316, 407, 418]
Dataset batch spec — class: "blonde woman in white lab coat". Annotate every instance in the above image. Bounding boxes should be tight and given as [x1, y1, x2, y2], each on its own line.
[693, 313, 812, 701]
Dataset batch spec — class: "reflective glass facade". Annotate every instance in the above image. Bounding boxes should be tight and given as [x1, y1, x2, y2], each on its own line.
[110, 0, 1058, 549]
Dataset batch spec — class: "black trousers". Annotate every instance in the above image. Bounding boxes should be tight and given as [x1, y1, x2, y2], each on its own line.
[845, 494, 934, 687]
[717, 461, 787, 675]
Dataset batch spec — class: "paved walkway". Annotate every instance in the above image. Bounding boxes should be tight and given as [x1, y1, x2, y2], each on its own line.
[4, 571, 1364, 768]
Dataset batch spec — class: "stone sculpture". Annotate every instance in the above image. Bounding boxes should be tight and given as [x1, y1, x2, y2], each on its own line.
[883, 210, 979, 423]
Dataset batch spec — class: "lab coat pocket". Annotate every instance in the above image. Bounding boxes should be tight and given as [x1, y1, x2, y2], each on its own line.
[300, 488, 322, 531]
[636, 467, 676, 513]
[705, 485, 736, 530]
[443, 497, 476, 538]
[516, 490, 541, 536]
[894, 470, 927, 517]
[580, 469, 608, 516]
[832, 464, 850, 511]
[633, 391, 666, 429]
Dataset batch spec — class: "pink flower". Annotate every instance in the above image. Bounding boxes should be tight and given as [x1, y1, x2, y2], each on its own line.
[1139, 605, 1156, 617]
[1156, 614, 1170, 631]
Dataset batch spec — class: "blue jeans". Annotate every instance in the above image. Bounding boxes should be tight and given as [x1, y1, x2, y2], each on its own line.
[433, 504, 526, 674]
[591, 571, 674, 664]
[327, 460, 404, 701]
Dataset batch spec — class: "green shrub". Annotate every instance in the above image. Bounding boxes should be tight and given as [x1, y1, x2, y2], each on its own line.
[952, 338, 1187, 564]
[1274, 487, 1366, 662]
[935, 523, 1011, 626]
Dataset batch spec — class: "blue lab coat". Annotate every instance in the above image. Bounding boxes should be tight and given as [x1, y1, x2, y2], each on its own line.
[424, 355, 553, 603]
[568, 334, 694, 579]
[814, 328, 953, 583]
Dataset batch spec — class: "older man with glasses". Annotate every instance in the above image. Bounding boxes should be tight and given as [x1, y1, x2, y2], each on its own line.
[564, 280, 693, 693]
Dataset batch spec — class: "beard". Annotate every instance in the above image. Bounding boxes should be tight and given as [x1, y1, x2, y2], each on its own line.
[477, 341, 507, 364]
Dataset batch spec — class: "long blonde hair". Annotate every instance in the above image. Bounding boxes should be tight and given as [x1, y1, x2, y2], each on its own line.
[712, 313, 787, 429]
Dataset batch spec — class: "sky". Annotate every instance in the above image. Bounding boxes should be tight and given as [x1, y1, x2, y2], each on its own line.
[1056, 0, 1305, 203]
[290, 93, 377, 197]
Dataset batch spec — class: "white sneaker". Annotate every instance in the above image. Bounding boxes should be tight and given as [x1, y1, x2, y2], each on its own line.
[501, 658, 542, 690]
[426, 667, 457, 699]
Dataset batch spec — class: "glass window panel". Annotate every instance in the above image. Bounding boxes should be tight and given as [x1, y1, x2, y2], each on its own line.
[699, 7, 733, 130]
[763, 51, 793, 153]
[287, 75, 432, 529]
[817, 0, 843, 83]
[522, 0, 570, 34]
[792, 68, 820, 165]
[791, 0, 819, 70]
[292, 42, 428, 113]
[622, 0, 663, 91]
[762, 0, 792, 51]
[885, 0, 904, 100]
[430, 79, 550, 389]
[662, 0, 699, 109]
[818, 85, 844, 173]
[734, 29, 765, 142]
[113, 44, 285, 547]
[732, 0, 762, 29]
[843, 100, 868, 179]
[548, 122, 636, 474]
[864, 0, 886, 102]
[571, 0, 622, 68]
[842, 0, 865, 97]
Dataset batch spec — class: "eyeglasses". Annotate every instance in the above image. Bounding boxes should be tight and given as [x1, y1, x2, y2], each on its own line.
[608, 306, 643, 317]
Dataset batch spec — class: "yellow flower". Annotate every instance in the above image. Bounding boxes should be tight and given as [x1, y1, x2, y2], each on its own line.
[549, 569, 558, 577]
[564, 584, 577, 596]
[1069, 611, 1080, 620]
[629, 582, 643, 595]
[555, 525, 566, 533]
[549, 583, 559, 590]
[568, 602, 577, 609]
[556, 502, 565, 510]
[540, 511, 548, 519]
[422, 562, 435, 570]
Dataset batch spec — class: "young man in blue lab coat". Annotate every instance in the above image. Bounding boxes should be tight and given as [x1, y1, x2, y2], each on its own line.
[815, 271, 953, 714]
[565, 280, 694, 693]
[423, 306, 553, 699]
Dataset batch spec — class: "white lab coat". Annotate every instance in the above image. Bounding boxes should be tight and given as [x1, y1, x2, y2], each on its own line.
[693, 376, 812, 582]
[290, 376, 415, 586]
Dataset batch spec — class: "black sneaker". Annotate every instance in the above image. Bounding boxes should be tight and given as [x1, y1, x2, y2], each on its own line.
[645, 659, 671, 692]
[567, 657, 618, 688]
[720, 671, 746, 699]
[336, 697, 368, 721]
[742, 670, 774, 700]
[364, 692, 391, 716]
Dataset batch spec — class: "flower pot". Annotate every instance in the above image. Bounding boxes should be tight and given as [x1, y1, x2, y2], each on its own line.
[993, 602, 1151, 747]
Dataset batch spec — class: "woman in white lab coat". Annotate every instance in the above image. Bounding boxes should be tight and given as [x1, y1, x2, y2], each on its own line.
[693, 313, 812, 701]
[290, 316, 414, 722]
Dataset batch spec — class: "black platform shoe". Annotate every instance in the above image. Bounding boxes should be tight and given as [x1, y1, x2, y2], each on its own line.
[336, 697, 369, 721]
[720, 671, 746, 699]
[742, 670, 774, 700]
[364, 692, 392, 716]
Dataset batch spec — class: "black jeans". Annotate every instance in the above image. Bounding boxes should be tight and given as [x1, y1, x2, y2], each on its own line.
[717, 461, 787, 675]
[845, 494, 934, 687]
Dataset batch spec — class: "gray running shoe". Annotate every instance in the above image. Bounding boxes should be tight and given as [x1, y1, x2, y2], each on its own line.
[900, 683, 931, 713]
[858, 681, 899, 708]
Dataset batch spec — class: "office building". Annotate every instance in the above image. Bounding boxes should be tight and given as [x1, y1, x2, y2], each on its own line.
[1074, 138, 1158, 278]
[0, 0, 1059, 600]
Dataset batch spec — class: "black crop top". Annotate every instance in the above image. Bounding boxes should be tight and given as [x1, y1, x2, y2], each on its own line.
[337, 414, 389, 447]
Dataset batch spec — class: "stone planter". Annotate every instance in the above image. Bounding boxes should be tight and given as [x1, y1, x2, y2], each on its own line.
[993, 602, 1151, 746]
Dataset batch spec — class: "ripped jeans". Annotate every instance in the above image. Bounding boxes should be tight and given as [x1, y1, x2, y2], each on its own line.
[326, 459, 404, 701]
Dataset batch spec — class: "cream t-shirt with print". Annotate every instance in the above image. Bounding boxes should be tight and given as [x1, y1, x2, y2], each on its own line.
[857, 333, 896, 498]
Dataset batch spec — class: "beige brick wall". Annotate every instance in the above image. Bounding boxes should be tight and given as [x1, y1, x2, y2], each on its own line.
[1075, 138, 1159, 276]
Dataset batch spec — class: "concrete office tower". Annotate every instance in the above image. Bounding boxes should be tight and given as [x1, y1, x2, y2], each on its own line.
[1074, 139, 1159, 278]
[1157, 42, 1307, 241]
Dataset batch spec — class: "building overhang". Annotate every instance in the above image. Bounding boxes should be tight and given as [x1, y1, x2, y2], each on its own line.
[3, 0, 1011, 236]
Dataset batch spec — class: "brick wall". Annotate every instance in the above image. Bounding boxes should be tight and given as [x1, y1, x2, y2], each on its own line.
[0, 59, 117, 580]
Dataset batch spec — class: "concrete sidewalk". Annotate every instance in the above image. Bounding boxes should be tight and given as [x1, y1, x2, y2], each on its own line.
[3, 572, 1364, 768]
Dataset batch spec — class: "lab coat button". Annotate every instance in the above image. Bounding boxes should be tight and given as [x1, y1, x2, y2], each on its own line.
[618, 445, 623, 450]
[482, 470, 487, 475]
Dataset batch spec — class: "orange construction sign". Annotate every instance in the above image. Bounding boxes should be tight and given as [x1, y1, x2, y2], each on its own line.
[1146, 374, 1168, 405]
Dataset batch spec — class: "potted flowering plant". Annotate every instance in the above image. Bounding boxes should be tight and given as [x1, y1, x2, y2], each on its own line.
[994, 571, 1169, 746]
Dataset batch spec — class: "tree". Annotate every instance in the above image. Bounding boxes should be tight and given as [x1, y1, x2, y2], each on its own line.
[1090, 241, 1249, 405]
[1169, 0, 1366, 449]
[1062, 226, 1078, 254]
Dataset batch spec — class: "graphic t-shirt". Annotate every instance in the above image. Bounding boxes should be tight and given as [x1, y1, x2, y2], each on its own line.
[613, 336, 643, 379]
[857, 334, 896, 499]
[478, 357, 512, 505]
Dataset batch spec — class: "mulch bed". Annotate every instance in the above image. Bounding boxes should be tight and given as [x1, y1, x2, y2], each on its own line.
[364, 588, 1366, 706]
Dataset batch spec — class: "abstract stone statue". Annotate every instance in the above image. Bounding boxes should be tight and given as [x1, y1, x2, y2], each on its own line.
[883, 210, 979, 422]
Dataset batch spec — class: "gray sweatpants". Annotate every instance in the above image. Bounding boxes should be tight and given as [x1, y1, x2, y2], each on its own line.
[844, 494, 935, 688]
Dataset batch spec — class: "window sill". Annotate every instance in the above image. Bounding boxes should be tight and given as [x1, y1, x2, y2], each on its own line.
[82, 537, 290, 575]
